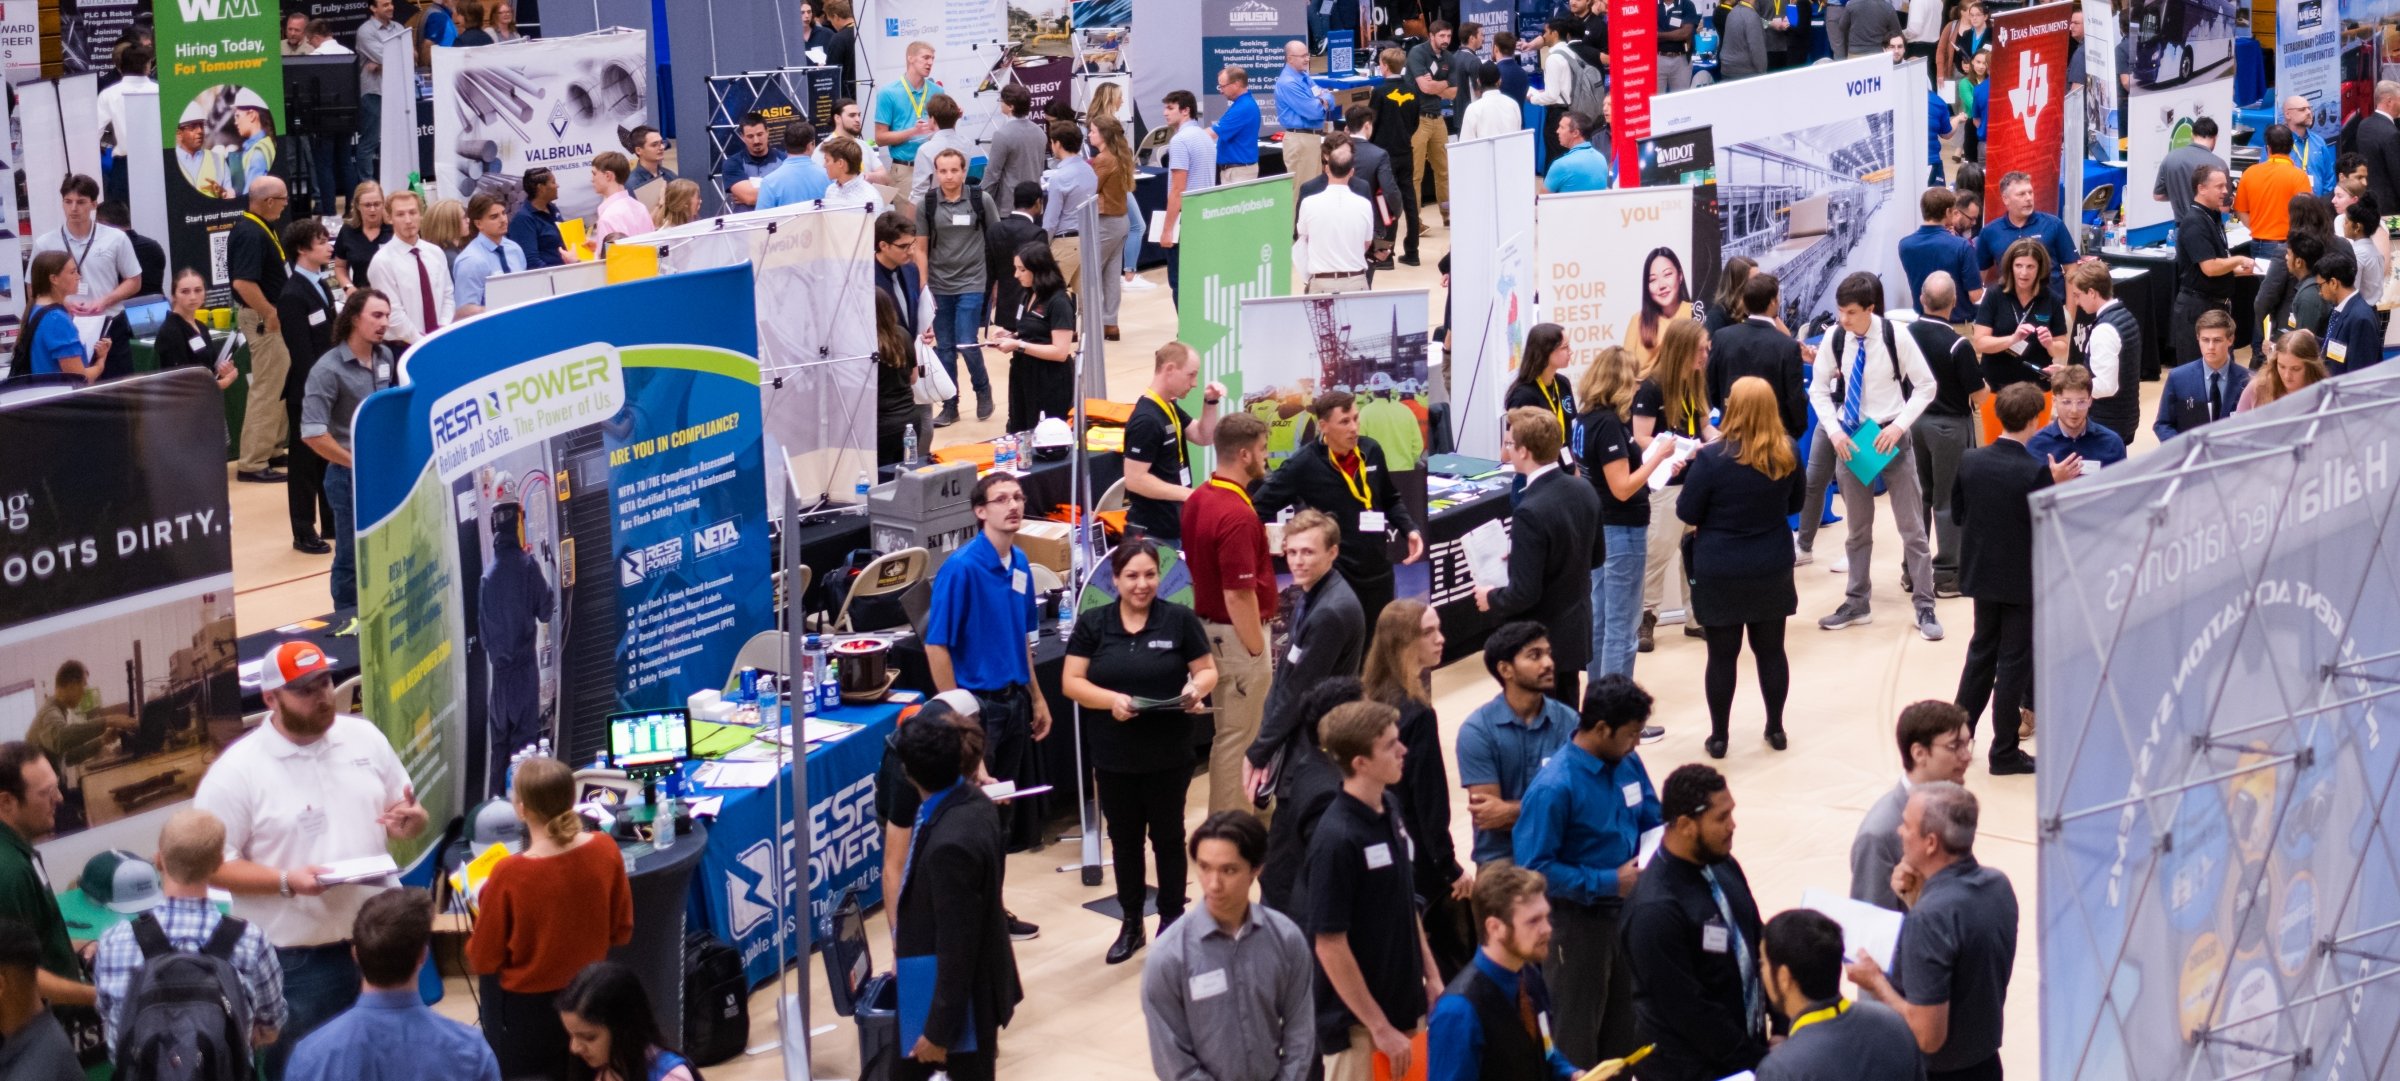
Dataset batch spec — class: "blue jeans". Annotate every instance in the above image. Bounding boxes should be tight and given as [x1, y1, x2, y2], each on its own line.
[353, 92, 381, 184]
[266, 943, 361, 1079]
[1123, 200, 1145, 272]
[933, 291, 991, 402]
[326, 463, 357, 610]
[1591, 524, 1649, 682]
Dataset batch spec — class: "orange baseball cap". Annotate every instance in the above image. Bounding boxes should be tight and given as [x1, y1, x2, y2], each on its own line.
[259, 641, 334, 693]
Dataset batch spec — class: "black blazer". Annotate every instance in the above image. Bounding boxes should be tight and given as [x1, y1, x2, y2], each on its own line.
[1676, 442, 1805, 580]
[2354, 111, 2400, 216]
[277, 273, 339, 406]
[1951, 438, 2053, 606]
[891, 783, 1022, 1051]
[1483, 468, 1600, 676]
[1705, 320, 1808, 437]
[1247, 571, 1366, 787]
[1253, 437, 1418, 586]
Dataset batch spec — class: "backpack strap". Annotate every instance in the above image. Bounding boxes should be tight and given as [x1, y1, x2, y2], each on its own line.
[201, 915, 248, 961]
[131, 912, 173, 960]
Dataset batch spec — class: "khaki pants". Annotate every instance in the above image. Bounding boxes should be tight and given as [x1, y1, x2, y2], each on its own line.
[1305, 272, 1369, 295]
[1325, 1025, 1421, 1081]
[887, 160, 914, 197]
[1050, 234, 1083, 293]
[1204, 620, 1271, 815]
[1284, 131, 1324, 195]
[1642, 487, 1690, 618]
[1410, 114, 1450, 219]
[1219, 163, 1260, 184]
[236, 308, 291, 472]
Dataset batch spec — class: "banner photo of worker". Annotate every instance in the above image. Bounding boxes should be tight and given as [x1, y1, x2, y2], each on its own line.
[1535, 183, 1724, 356]
[351, 267, 774, 839]
[431, 28, 651, 225]
[154, 0, 284, 308]
[0, 370, 237, 853]
[1985, 3, 2074, 220]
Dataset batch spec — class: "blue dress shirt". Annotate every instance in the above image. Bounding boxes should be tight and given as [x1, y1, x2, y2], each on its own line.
[1275, 66, 1331, 131]
[755, 155, 833, 209]
[1426, 952, 1580, 1081]
[1215, 93, 1262, 166]
[2026, 419, 2126, 467]
[1513, 742, 1661, 905]
[451, 234, 526, 308]
[283, 988, 500, 1081]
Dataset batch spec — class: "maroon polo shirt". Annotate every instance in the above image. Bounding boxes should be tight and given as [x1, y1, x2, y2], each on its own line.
[1180, 477, 1277, 624]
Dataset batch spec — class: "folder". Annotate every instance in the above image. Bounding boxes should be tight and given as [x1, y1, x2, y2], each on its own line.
[559, 217, 589, 260]
[897, 954, 978, 1054]
[1840, 418, 1900, 488]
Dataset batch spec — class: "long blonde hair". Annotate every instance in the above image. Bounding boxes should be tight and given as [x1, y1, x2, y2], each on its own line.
[1644, 321, 1710, 434]
[1575, 344, 1641, 421]
[1721, 376, 1796, 480]
[345, 180, 385, 231]
[512, 756, 583, 847]
[2255, 330, 2328, 407]
[658, 179, 702, 228]
[422, 198, 470, 253]
[1092, 116, 1136, 201]
[1088, 81, 1125, 127]
[1361, 600, 1434, 706]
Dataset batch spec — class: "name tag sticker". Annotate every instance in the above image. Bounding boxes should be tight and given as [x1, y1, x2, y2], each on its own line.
[1358, 510, 1388, 533]
[308, 308, 328, 326]
[1288, 644, 1303, 665]
[2329, 340, 2350, 364]
[951, 213, 972, 226]
[1703, 923, 1730, 953]
[1190, 969, 1229, 1000]
[1364, 842, 1393, 869]
[188, 335, 207, 352]
[1622, 782, 1642, 807]
[1012, 569, 1029, 594]
[296, 805, 328, 835]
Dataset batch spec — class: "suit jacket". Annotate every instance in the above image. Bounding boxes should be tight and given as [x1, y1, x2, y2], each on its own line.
[1338, 138, 1401, 236]
[2152, 359, 2251, 442]
[276, 272, 339, 407]
[2353, 111, 2400, 216]
[1483, 468, 1600, 676]
[1951, 438, 2052, 605]
[1247, 571, 1366, 788]
[891, 783, 1023, 1050]
[1706, 319, 1808, 437]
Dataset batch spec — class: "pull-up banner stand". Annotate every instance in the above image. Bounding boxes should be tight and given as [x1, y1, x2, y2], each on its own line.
[706, 67, 841, 208]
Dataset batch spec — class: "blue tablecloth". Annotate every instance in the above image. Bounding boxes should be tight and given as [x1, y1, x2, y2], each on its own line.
[685, 700, 903, 987]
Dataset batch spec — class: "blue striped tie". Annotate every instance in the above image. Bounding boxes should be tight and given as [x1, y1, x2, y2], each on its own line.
[1842, 336, 1867, 432]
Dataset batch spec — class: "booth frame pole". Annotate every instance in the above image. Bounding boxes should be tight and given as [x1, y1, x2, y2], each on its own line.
[773, 493, 816, 1080]
[1049, 195, 1109, 888]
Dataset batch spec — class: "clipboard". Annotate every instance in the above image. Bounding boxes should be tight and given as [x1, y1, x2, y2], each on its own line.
[1840, 419, 1900, 488]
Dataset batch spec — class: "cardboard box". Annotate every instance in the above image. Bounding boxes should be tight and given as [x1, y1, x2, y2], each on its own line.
[1016, 520, 1073, 576]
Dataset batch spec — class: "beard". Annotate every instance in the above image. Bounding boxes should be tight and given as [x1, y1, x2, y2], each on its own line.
[277, 695, 336, 739]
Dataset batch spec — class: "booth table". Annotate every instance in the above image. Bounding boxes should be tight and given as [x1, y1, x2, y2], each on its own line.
[235, 610, 361, 713]
[2098, 242, 2253, 379]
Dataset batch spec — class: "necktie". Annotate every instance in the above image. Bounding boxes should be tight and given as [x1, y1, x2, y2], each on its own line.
[499, 243, 514, 274]
[1842, 335, 1867, 431]
[1703, 866, 1764, 1037]
[2208, 371, 2223, 420]
[413, 247, 441, 332]
[1517, 976, 1542, 1041]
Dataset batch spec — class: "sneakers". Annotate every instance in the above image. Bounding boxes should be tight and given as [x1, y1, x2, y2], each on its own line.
[1989, 750, 2037, 776]
[1935, 581, 1963, 599]
[1915, 607, 1945, 642]
[1637, 611, 1657, 653]
[1830, 553, 1850, 574]
[1818, 604, 1874, 630]
[1122, 274, 1157, 292]
[934, 402, 961, 428]
[976, 394, 995, 422]
[1793, 542, 1813, 567]
[1006, 912, 1041, 941]
[1640, 725, 1666, 744]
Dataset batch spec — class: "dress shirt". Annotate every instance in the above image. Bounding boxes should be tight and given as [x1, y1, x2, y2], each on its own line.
[756, 154, 833, 209]
[283, 988, 501, 1081]
[1459, 92, 1523, 141]
[1807, 316, 1939, 431]
[1042, 156, 1100, 235]
[1531, 43, 1575, 106]
[981, 117, 1050, 206]
[2025, 419, 2127, 467]
[1296, 182, 1375, 276]
[2078, 299, 2126, 398]
[96, 74, 155, 146]
[1215, 93, 1262, 166]
[822, 176, 881, 211]
[1513, 742, 1661, 905]
[355, 16, 409, 95]
[593, 189, 656, 245]
[451, 234, 526, 308]
[189, 715, 412, 948]
[1276, 65, 1331, 130]
[366, 237, 456, 344]
[1140, 903, 1315, 1081]
[95, 896, 286, 1048]
[1425, 951, 1581, 1081]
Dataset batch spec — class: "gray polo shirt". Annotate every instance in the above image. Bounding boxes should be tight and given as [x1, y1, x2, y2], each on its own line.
[1140, 902, 1315, 1081]
[1849, 780, 1910, 911]
[32, 224, 142, 316]
[1755, 998, 1926, 1081]
[300, 341, 395, 452]
[2152, 143, 2226, 221]
[1888, 855, 2018, 1073]
[915, 187, 997, 297]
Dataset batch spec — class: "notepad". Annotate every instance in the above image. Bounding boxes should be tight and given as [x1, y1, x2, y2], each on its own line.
[1798, 887, 1906, 968]
[316, 855, 400, 885]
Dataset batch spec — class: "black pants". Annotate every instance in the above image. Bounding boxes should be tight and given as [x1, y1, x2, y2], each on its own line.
[1542, 104, 1568, 168]
[1702, 620, 1790, 740]
[1097, 765, 1189, 922]
[971, 683, 1043, 851]
[284, 396, 333, 543]
[1955, 599, 2032, 761]
[1547, 670, 1582, 715]
[1547, 898, 1639, 1069]
[2172, 291, 2231, 365]
[1388, 147, 1422, 260]
[903, 1044, 996, 1081]
[1348, 566, 1396, 625]
[1930, 1054, 2004, 1081]
[1420, 885, 1477, 981]
[478, 977, 572, 1081]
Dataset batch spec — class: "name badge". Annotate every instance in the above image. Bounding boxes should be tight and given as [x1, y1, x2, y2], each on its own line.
[1702, 922, 1730, 953]
[188, 335, 207, 352]
[951, 213, 973, 226]
[1364, 842, 1393, 869]
[297, 804, 329, 835]
[2009, 339, 2029, 355]
[1622, 781, 1642, 807]
[2329, 340, 2350, 365]
[309, 308, 328, 326]
[1358, 509, 1388, 533]
[1668, 15, 1683, 24]
[1147, 638, 1176, 650]
[1287, 644, 1303, 664]
[1190, 969, 1229, 1000]
[1012, 568, 1030, 594]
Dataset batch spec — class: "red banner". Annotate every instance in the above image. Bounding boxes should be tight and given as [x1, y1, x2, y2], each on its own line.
[1983, 3, 2074, 219]
[1611, 0, 1657, 186]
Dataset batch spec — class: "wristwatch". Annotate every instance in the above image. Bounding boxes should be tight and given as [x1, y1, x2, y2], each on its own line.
[278, 870, 294, 898]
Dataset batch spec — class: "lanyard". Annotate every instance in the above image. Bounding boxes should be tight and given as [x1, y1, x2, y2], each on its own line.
[1146, 392, 1187, 473]
[61, 227, 94, 278]
[1787, 999, 1849, 1036]
[1537, 377, 1568, 436]
[1332, 449, 1373, 509]
[903, 77, 931, 120]
[246, 213, 287, 262]
[1208, 477, 1254, 508]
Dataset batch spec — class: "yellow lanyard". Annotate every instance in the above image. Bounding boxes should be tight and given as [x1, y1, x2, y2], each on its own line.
[1787, 999, 1849, 1037]
[903, 77, 931, 121]
[1147, 392, 1187, 474]
[1208, 477, 1254, 508]
[246, 213, 286, 262]
[1537, 377, 1568, 436]
[1332, 449, 1373, 510]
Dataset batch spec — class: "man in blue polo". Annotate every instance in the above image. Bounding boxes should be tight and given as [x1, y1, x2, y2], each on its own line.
[1900, 187, 1983, 310]
[719, 112, 787, 212]
[1213, 66, 1263, 184]
[1455, 623, 1577, 870]
[1973, 171, 2078, 299]
[924, 471, 1054, 859]
[1276, 40, 1333, 193]
[1542, 111, 1611, 193]
[2286, 95, 2336, 197]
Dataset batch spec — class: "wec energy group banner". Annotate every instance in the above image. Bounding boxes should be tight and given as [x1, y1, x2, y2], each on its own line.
[1986, 4, 2071, 219]
[858, 0, 1009, 154]
[431, 29, 651, 224]
[1535, 184, 1723, 354]
[155, 0, 285, 308]
[351, 267, 774, 830]
[1178, 174, 1293, 468]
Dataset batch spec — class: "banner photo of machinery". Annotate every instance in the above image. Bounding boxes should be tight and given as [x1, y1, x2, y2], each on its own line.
[1652, 55, 1917, 328]
[0, 371, 237, 865]
[154, 0, 284, 308]
[431, 29, 651, 224]
[2032, 364, 2400, 1080]
[352, 267, 774, 829]
[1536, 184, 1724, 355]
[1985, 4, 2073, 220]
[859, 0, 1010, 153]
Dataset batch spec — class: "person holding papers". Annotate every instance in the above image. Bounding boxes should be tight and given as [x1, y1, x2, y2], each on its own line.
[1060, 538, 1220, 966]
[154, 268, 238, 389]
[1754, 910, 1927, 1081]
[1577, 346, 1678, 687]
[1624, 764, 1767, 1081]
[15, 252, 109, 382]
[1677, 378, 1806, 759]
[890, 717, 1022, 1081]
[1808, 273, 1943, 642]
[1474, 409, 1600, 709]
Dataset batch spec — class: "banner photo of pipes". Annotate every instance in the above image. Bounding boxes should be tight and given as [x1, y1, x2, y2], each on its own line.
[431, 28, 651, 224]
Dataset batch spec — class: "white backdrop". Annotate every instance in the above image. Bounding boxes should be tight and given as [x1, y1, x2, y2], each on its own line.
[855, 0, 1010, 157]
[431, 29, 651, 223]
[1449, 129, 1537, 461]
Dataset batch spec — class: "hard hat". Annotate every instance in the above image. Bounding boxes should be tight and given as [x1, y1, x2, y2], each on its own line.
[491, 470, 520, 506]
[1032, 416, 1074, 461]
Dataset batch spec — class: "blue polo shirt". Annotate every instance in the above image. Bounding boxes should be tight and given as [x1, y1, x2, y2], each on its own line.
[873, 78, 947, 164]
[1973, 210, 2077, 298]
[1215, 94, 1261, 165]
[2026, 419, 2126, 467]
[1926, 90, 1952, 165]
[1275, 66, 1329, 130]
[1899, 224, 1980, 307]
[754, 155, 832, 209]
[1544, 142, 1612, 193]
[1454, 693, 1577, 864]
[1514, 742, 1661, 906]
[924, 532, 1039, 691]
[2295, 128, 2336, 197]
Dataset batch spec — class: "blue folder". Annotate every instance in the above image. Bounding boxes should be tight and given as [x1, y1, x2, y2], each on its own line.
[1842, 419, 1901, 488]
[897, 954, 978, 1054]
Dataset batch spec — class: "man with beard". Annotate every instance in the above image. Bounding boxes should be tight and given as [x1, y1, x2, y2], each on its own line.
[1624, 763, 1768, 1081]
[195, 642, 426, 1079]
[1425, 865, 1580, 1080]
[1184, 415, 1278, 814]
[477, 474, 555, 796]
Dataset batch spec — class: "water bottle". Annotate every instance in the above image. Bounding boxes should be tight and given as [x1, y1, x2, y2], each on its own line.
[818, 659, 842, 712]
[536, 738, 550, 760]
[655, 777, 678, 848]
[995, 434, 1016, 472]
[1695, 23, 1718, 68]
[903, 423, 918, 465]
[805, 635, 829, 690]
[855, 468, 872, 502]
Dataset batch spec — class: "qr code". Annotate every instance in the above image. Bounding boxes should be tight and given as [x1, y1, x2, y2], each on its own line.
[209, 230, 229, 285]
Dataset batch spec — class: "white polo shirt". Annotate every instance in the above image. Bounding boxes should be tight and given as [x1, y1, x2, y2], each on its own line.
[192, 714, 412, 949]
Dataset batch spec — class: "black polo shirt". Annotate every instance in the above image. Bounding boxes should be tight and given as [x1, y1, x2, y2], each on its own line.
[1306, 787, 1426, 1048]
[1890, 854, 2019, 1073]
[226, 213, 289, 303]
[1064, 599, 1210, 774]
[1910, 319, 1982, 418]
[2175, 205, 2234, 301]
[1582, 409, 1649, 528]
[1123, 395, 1191, 541]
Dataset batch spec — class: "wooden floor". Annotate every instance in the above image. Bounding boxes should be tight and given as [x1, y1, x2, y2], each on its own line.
[222, 216, 2184, 1080]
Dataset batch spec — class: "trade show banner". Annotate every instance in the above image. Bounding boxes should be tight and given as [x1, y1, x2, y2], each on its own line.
[154, 0, 284, 308]
[0, 371, 236, 864]
[1462, 0, 1512, 56]
[62, 0, 141, 74]
[2082, 0, 2119, 160]
[0, 2, 38, 79]
[1608, 0, 1657, 182]
[1535, 184, 1724, 353]
[431, 29, 651, 224]
[2277, 0, 2340, 137]
[2033, 365, 2400, 1080]
[0, 86, 19, 346]
[2123, 0, 2235, 234]
[859, 0, 1009, 153]
[1449, 128, 1537, 461]
[351, 266, 775, 824]
[1177, 174, 1294, 465]
[1201, 0, 1306, 129]
[700, 710, 892, 986]
[1985, 4, 2072, 219]
[1636, 126, 1716, 186]
[1652, 55, 1916, 326]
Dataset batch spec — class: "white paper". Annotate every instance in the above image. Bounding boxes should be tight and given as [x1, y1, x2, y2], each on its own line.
[1648, 438, 1699, 491]
[691, 760, 779, 789]
[316, 854, 400, 885]
[684, 796, 723, 818]
[1463, 518, 1511, 591]
[804, 719, 859, 744]
[73, 314, 105, 353]
[1637, 825, 1665, 868]
[1147, 208, 1179, 245]
[1798, 887, 1906, 968]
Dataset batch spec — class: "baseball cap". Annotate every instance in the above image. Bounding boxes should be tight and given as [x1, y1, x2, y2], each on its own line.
[80, 850, 163, 914]
[259, 641, 333, 693]
[930, 689, 981, 717]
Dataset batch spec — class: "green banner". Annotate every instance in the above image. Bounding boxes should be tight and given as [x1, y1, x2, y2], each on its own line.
[356, 467, 466, 869]
[1173, 175, 1292, 472]
[154, 0, 283, 306]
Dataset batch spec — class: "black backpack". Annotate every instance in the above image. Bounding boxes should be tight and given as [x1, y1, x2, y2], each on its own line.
[5, 304, 63, 382]
[111, 914, 253, 1081]
[682, 930, 748, 1067]
[1826, 316, 1915, 406]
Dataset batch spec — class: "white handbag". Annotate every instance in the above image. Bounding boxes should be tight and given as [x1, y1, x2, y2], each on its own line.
[912, 341, 957, 405]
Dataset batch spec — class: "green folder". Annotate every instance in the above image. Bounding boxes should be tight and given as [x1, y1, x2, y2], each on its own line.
[1842, 419, 1900, 488]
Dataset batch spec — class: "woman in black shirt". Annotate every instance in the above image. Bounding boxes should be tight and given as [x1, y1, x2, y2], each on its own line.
[990, 241, 1078, 432]
[1676, 377, 1805, 759]
[1359, 599, 1472, 978]
[333, 181, 394, 293]
[872, 290, 923, 467]
[151, 269, 238, 389]
[1504, 322, 1578, 470]
[1577, 344, 1677, 681]
[1060, 538, 1216, 964]
[1706, 256, 1756, 333]
[1972, 237, 2067, 392]
[1630, 320, 1717, 647]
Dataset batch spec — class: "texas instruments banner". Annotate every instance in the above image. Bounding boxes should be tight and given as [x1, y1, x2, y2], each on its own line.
[1985, 3, 2071, 219]
[351, 267, 774, 830]
[155, 0, 285, 308]
[2035, 366, 2400, 1079]
[1535, 184, 1723, 353]
[431, 29, 651, 224]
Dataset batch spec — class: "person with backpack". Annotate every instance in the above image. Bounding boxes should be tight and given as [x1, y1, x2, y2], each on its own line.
[557, 961, 705, 1081]
[919, 146, 1001, 429]
[1804, 273, 1945, 643]
[93, 809, 285, 1075]
[283, 889, 500, 1081]
[1530, 17, 1608, 167]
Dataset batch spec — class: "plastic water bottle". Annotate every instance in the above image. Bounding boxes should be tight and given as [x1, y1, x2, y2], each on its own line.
[903, 423, 918, 465]
[995, 434, 1016, 473]
[805, 635, 829, 689]
[818, 659, 842, 712]
[655, 777, 679, 848]
[759, 673, 781, 726]
[855, 468, 872, 502]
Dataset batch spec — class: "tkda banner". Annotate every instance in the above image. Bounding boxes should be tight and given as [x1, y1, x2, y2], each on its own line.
[156, 0, 286, 307]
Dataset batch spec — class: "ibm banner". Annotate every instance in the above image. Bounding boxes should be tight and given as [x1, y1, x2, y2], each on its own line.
[2034, 368, 2400, 1079]
[431, 29, 651, 224]
[1986, 3, 2071, 219]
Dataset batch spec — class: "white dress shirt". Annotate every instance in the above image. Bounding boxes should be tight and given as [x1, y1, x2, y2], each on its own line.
[95, 74, 156, 147]
[1295, 182, 1375, 277]
[367, 236, 457, 344]
[1807, 315, 1940, 430]
[1531, 44, 1576, 106]
[2083, 299, 2124, 399]
[821, 176, 881, 212]
[1460, 91, 1523, 141]
[190, 715, 412, 948]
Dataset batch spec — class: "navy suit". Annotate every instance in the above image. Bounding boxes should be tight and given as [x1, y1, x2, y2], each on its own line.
[2153, 359, 2252, 442]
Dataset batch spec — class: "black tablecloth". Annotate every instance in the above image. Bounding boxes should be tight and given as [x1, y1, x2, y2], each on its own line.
[1422, 487, 1514, 664]
[608, 822, 707, 1047]
[2099, 243, 2253, 376]
[236, 610, 361, 713]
